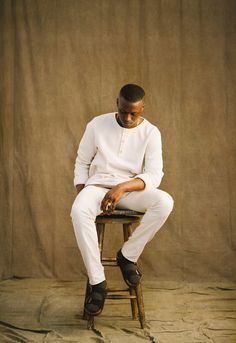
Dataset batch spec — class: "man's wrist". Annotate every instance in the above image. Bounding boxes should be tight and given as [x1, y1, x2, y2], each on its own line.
[76, 184, 85, 193]
[116, 183, 127, 192]
[116, 179, 145, 193]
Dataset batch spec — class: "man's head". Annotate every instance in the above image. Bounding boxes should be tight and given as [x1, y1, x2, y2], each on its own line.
[116, 84, 145, 128]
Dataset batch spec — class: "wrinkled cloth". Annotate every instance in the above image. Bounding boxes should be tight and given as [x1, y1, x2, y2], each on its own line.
[0, 278, 236, 343]
[1, 0, 236, 283]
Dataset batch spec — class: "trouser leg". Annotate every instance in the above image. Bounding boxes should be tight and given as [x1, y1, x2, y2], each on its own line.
[70, 185, 107, 285]
[117, 188, 174, 262]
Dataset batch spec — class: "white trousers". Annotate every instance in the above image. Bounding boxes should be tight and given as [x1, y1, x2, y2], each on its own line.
[70, 185, 174, 285]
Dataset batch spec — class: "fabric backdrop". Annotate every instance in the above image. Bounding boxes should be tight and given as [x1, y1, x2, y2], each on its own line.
[0, 0, 235, 282]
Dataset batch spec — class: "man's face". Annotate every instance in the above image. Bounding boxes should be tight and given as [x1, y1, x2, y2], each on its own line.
[116, 96, 145, 128]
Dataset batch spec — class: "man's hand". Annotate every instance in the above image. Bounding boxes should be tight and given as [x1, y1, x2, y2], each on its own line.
[100, 178, 145, 214]
[76, 184, 85, 194]
[101, 185, 125, 214]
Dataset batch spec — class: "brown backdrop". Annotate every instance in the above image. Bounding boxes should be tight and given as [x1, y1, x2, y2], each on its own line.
[1, 0, 236, 282]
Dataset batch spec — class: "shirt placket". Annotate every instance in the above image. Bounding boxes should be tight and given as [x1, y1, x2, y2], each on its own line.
[118, 129, 127, 155]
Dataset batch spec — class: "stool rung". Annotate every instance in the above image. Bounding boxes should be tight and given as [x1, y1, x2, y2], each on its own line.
[106, 294, 137, 299]
[101, 257, 117, 262]
[102, 262, 117, 266]
[101, 257, 117, 266]
[107, 287, 129, 292]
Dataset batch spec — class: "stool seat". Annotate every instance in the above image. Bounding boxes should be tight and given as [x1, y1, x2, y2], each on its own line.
[98, 209, 144, 216]
[96, 209, 143, 223]
[83, 209, 146, 329]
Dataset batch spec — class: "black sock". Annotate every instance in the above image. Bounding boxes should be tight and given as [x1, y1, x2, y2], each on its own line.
[118, 249, 136, 264]
[91, 280, 107, 291]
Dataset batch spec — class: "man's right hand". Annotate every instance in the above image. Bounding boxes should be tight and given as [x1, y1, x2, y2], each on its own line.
[76, 184, 85, 194]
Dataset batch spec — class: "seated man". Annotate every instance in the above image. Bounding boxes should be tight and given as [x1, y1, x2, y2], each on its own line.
[70, 84, 174, 316]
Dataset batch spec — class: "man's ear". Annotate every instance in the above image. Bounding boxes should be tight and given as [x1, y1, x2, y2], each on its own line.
[141, 100, 145, 111]
[116, 98, 119, 106]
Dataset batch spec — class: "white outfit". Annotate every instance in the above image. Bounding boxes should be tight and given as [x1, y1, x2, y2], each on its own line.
[71, 113, 174, 285]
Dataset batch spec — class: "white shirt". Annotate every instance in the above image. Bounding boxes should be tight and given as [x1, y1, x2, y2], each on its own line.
[74, 112, 164, 190]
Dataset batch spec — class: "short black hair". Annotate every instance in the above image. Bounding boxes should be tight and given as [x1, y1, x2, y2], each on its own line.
[119, 84, 145, 102]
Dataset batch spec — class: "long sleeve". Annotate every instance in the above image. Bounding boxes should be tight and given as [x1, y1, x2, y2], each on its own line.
[135, 127, 164, 189]
[73, 122, 97, 186]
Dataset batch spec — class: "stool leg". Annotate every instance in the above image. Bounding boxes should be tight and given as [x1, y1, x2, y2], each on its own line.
[123, 223, 140, 321]
[123, 223, 146, 328]
[129, 286, 138, 320]
[96, 223, 105, 256]
[123, 223, 133, 242]
[87, 315, 95, 329]
[135, 283, 146, 329]
[83, 280, 90, 320]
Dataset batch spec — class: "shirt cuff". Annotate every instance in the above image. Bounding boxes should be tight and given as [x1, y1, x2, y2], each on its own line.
[135, 172, 164, 190]
[134, 174, 152, 190]
[73, 175, 88, 187]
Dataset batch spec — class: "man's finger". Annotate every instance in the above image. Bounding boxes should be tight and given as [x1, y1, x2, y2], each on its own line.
[101, 200, 114, 214]
[105, 201, 113, 211]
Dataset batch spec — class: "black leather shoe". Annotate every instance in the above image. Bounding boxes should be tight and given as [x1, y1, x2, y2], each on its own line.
[117, 250, 142, 287]
[84, 280, 107, 316]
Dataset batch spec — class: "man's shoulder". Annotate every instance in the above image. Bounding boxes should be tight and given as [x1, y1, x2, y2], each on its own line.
[141, 117, 161, 136]
[88, 112, 115, 126]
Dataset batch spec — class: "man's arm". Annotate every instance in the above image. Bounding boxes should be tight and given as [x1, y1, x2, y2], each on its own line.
[134, 127, 164, 189]
[74, 121, 96, 187]
[101, 178, 145, 213]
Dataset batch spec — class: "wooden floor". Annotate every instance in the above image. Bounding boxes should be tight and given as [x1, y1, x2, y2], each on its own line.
[0, 278, 236, 342]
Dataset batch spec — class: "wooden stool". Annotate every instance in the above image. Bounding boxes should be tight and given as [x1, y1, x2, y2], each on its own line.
[83, 210, 146, 329]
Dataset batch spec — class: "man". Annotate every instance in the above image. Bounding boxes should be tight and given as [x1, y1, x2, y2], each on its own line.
[70, 84, 174, 316]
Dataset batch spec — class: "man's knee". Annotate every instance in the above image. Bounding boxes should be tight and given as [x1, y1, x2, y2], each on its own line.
[70, 201, 81, 220]
[71, 194, 100, 222]
[152, 190, 174, 217]
[71, 198, 91, 221]
[163, 192, 174, 214]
